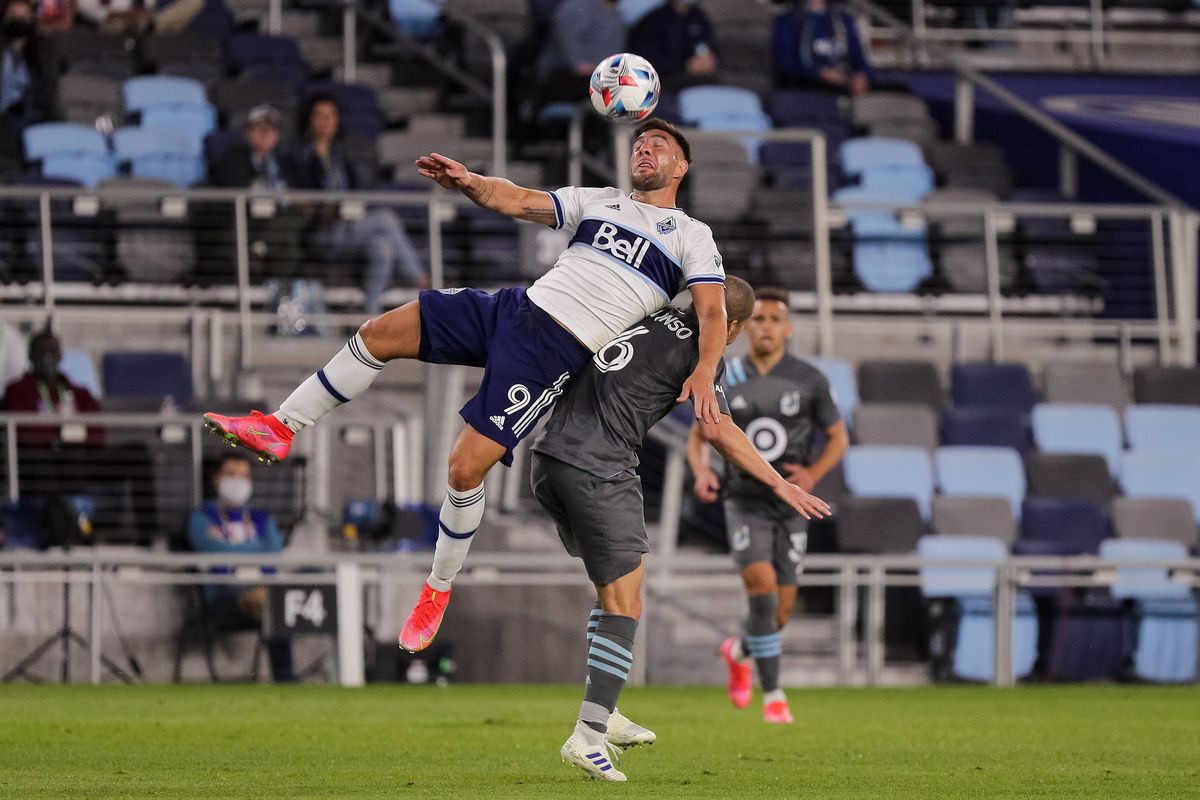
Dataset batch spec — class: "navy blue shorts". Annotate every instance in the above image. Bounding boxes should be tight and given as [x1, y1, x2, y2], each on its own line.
[418, 287, 592, 466]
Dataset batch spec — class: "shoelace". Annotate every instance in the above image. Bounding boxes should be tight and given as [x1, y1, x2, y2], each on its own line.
[409, 594, 440, 629]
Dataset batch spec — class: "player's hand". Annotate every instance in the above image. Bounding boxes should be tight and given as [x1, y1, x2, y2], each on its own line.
[782, 462, 816, 493]
[679, 365, 721, 425]
[693, 467, 721, 503]
[773, 482, 831, 521]
[415, 153, 472, 191]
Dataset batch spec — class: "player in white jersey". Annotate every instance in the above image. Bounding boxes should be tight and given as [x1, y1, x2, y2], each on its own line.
[202, 119, 728, 652]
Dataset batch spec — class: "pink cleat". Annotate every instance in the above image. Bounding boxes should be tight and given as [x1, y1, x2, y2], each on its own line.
[203, 410, 293, 465]
[400, 582, 452, 653]
[720, 637, 753, 709]
[763, 699, 794, 724]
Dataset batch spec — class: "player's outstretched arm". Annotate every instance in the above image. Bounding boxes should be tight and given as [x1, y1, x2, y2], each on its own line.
[686, 421, 721, 503]
[706, 414, 831, 520]
[677, 283, 727, 425]
[414, 153, 558, 227]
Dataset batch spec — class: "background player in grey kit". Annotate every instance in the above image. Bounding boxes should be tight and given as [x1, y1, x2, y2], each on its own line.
[531, 276, 831, 781]
[687, 287, 850, 724]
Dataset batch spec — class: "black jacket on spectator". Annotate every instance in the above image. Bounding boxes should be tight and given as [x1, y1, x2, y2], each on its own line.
[0, 29, 60, 174]
[294, 142, 364, 191]
[209, 140, 302, 190]
[628, 3, 717, 88]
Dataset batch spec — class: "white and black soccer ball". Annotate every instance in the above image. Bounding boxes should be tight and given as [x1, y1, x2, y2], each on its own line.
[588, 53, 660, 123]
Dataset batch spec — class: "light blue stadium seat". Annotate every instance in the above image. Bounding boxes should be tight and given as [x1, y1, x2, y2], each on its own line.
[934, 446, 1026, 518]
[618, 0, 664, 23]
[1124, 404, 1200, 454]
[1032, 403, 1123, 476]
[804, 356, 859, 426]
[140, 105, 217, 152]
[678, 85, 764, 121]
[22, 123, 115, 187]
[59, 347, 102, 398]
[841, 137, 925, 175]
[860, 164, 935, 196]
[388, 0, 442, 38]
[918, 535, 1038, 682]
[1100, 538, 1197, 683]
[1120, 451, 1200, 523]
[844, 445, 933, 519]
[113, 127, 204, 187]
[834, 185, 932, 293]
[122, 75, 208, 113]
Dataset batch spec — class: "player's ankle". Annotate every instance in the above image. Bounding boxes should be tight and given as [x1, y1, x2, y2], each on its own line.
[763, 688, 786, 705]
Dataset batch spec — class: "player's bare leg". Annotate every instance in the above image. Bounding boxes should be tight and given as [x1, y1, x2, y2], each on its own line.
[777, 585, 798, 631]
[400, 425, 505, 652]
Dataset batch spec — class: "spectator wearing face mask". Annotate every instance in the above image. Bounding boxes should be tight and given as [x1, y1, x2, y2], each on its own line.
[0, 0, 60, 174]
[627, 0, 719, 91]
[187, 455, 295, 682]
[2, 327, 103, 448]
[772, 0, 872, 95]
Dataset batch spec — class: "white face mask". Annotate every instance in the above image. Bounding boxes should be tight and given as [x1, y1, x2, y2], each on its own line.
[217, 476, 253, 507]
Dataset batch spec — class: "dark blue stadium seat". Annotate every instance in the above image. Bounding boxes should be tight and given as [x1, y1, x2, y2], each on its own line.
[766, 89, 843, 127]
[101, 351, 194, 410]
[1, 498, 46, 549]
[951, 363, 1036, 413]
[203, 130, 242, 170]
[940, 407, 1030, 453]
[10, 176, 107, 281]
[228, 33, 305, 74]
[1020, 497, 1107, 555]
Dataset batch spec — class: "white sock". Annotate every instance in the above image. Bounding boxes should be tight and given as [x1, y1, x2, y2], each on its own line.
[427, 483, 485, 592]
[763, 688, 787, 705]
[275, 333, 385, 431]
[731, 638, 749, 662]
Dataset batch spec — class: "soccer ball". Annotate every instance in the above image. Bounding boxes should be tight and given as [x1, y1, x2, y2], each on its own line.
[588, 53, 660, 123]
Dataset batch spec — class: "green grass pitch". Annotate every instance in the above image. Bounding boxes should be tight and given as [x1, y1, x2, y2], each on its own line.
[2, 684, 1197, 799]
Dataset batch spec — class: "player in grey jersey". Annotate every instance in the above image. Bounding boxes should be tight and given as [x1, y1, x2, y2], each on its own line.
[687, 287, 849, 724]
[531, 277, 831, 781]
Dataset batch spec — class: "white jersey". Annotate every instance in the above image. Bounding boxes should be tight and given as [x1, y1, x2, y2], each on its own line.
[525, 186, 725, 352]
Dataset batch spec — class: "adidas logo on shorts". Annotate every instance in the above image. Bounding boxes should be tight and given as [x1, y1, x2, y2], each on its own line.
[490, 415, 506, 430]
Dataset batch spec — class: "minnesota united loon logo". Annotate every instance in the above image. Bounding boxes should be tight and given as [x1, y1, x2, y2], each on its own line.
[656, 217, 676, 235]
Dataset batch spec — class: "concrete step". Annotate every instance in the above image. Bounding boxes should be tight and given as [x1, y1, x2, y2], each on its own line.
[279, 10, 321, 37]
[334, 63, 394, 91]
[379, 87, 439, 120]
[299, 36, 345, 69]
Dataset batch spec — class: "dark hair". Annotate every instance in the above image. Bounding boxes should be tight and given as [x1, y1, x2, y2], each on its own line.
[300, 92, 341, 140]
[755, 287, 790, 307]
[632, 118, 691, 164]
[725, 275, 756, 323]
[28, 324, 57, 357]
[215, 454, 252, 472]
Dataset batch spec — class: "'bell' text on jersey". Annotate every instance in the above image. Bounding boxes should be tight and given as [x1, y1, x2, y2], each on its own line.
[526, 186, 725, 353]
[534, 306, 729, 480]
[722, 354, 842, 504]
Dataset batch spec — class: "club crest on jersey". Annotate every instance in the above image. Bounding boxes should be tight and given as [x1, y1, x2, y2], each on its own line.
[591, 221, 651, 269]
[780, 391, 801, 416]
[656, 216, 676, 235]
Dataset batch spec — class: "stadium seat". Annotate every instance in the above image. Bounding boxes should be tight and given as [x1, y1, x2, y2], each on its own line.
[1024, 453, 1116, 503]
[123, 76, 209, 113]
[240, 62, 311, 93]
[1100, 538, 1197, 683]
[951, 363, 1036, 413]
[0, 498, 47, 549]
[618, 0, 664, 24]
[1043, 360, 1126, 408]
[1132, 366, 1200, 405]
[835, 497, 924, 553]
[22, 123, 115, 188]
[59, 347, 102, 398]
[12, 176, 107, 281]
[678, 85, 765, 122]
[1119, 451, 1200, 523]
[112, 128, 205, 187]
[851, 93, 931, 128]
[931, 496, 1017, 545]
[141, 32, 224, 87]
[840, 137, 925, 175]
[940, 407, 1029, 453]
[766, 89, 843, 128]
[918, 535, 1038, 683]
[1032, 403, 1123, 475]
[854, 403, 938, 450]
[844, 445, 934, 519]
[934, 446, 1026, 517]
[388, 0, 443, 37]
[227, 33, 305, 72]
[214, 77, 297, 134]
[925, 187, 1019, 294]
[859, 164, 935, 196]
[929, 142, 1013, 196]
[58, 74, 122, 127]
[1110, 497, 1197, 547]
[203, 130, 243, 171]
[804, 356, 859, 425]
[141, 107, 217, 154]
[1020, 497, 1107, 554]
[867, 117, 938, 152]
[857, 360, 942, 409]
[54, 29, 134, 80]
[100, 177, 196, 283]
[1124, 405, 1200, 454]
[833, 185, 932, 292]
[304, 82, 387, 139]
[102, 351, 194, 410]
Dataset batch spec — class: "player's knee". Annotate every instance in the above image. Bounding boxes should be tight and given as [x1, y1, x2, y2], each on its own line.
[358, 300, 420, 360]
[447, 456, 486, 493]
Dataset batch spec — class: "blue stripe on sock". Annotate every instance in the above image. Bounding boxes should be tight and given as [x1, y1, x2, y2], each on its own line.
[744, 633, 782, 658]
[587, 658, 629, 680]
[588, 647, 633, 672]
[438, 521, 475, 540]
[591, 634, 633, 661]
[316, 369, 350, 404]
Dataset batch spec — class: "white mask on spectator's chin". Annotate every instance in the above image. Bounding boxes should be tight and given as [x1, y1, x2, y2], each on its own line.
[218, 476, 253, 507]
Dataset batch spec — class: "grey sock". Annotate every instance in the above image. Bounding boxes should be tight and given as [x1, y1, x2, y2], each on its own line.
[579, 613, 637, 733]
[744, 593, 782, 693]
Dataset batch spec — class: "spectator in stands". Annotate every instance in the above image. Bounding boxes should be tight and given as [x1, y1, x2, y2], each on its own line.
[74, 0, 201, 34]
[0, 0, 59, 173]
[2, 327, 103, 448]
[537, 0, 625, 106]
[187, 455, 295, 683]
[772, 0, 872, 95]
[35, 0, 73, 32]
[297, 94, 428, 313]
[628, 0, 719, 91]
[210, 105, 306, 281]
[0, 322, 26, 390]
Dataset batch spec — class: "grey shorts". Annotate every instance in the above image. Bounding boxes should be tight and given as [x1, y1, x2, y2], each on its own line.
[724, 500, 808, 586]
[530, 452, 647, 586]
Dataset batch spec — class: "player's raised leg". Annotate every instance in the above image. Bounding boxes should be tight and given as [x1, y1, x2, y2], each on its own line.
[203, 302, 422, 463]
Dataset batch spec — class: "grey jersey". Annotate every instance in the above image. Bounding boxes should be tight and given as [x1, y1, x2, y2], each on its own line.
[722, 354, 841, 504]
[533, 306, 730, 479]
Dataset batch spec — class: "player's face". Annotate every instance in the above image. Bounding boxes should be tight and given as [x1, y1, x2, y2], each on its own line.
[629, 132, 686, 192]
[747, 299, 792, 358]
